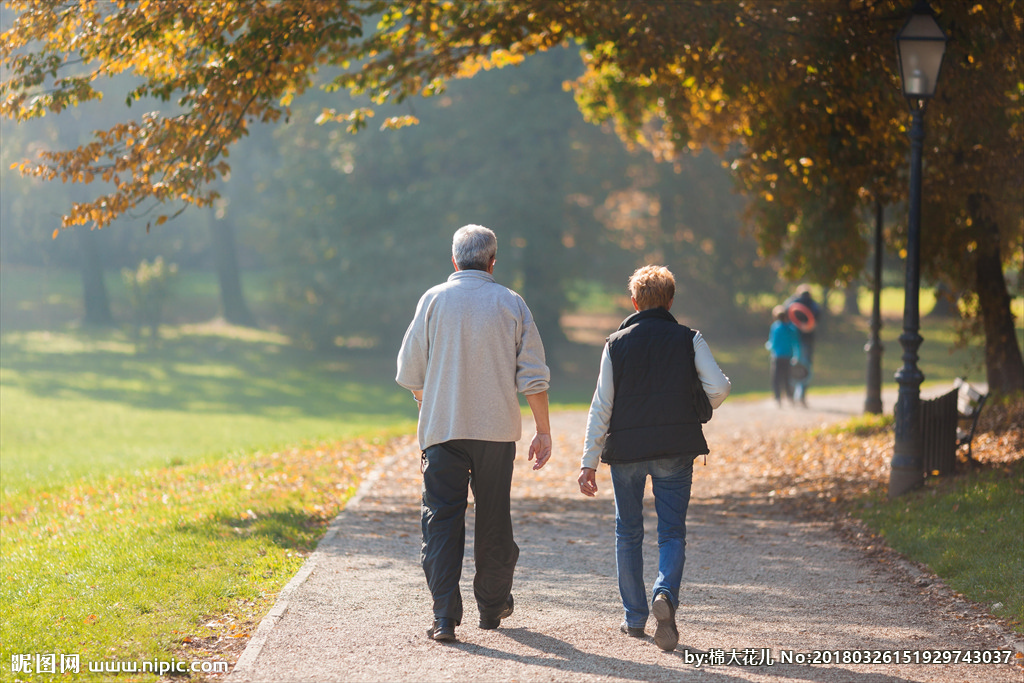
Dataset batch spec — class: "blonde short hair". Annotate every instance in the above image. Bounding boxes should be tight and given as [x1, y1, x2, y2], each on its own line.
[628, 265, 675, 311]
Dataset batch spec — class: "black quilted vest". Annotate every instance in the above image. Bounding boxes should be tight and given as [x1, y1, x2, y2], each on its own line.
[600, 307, 709, 464]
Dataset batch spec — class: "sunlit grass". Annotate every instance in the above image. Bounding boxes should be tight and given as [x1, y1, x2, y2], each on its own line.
[818, 412, 894, 437]
[852, 459, 1024, 630]
[1, 327, 416, 494]
[0, 319, 418, 680]
[1, 436, 392, 681]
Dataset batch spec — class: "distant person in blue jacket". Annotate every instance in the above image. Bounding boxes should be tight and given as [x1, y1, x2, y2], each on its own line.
[785, 285, 822, 406]
[767, 305, 801, 407]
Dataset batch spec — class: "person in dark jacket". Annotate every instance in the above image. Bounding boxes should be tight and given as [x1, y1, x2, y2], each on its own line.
[578, 265, 730, 651]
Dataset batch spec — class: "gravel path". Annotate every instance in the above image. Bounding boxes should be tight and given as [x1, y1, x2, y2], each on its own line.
[229, 391, 1023, 682]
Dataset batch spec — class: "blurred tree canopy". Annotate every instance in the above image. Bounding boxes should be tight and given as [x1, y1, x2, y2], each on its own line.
[228, 48, 771, 348]
[2, 1, 1020, 389]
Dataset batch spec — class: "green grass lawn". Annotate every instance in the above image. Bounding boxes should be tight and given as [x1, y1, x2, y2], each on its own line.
[1, 325, 415, 494]
[852, 458, 1024, 629]
[1, 319, 419, 680]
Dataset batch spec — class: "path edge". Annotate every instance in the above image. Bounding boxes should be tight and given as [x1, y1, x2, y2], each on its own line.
[228, 447, 407, 680]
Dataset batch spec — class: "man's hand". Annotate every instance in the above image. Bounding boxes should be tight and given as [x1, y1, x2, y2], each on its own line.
[525, 391, 551, 470]
[528, 432, 552, 470]
[578, 467, 598, 497]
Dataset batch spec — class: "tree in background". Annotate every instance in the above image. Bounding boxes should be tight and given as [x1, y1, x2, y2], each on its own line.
[229, 48, 773, 349]
[0, 90, 254, 328]
[564, 1, 1023, 394]
[122, 255, 177, 348]
[3, 1, 1019, 391]
[210, 219, 258, 327]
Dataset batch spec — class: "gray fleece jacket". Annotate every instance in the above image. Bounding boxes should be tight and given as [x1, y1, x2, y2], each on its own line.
[396, 269, 550, 450]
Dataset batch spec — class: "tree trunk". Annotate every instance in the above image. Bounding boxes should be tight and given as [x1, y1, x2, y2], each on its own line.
[79, 228, 114, 326]
[970, 196, 1024, 397]
[521, 235, 567, 349]
[211, 219, 257, 327]
[928, 281, 957, 318]
[843, 281, 861, 316]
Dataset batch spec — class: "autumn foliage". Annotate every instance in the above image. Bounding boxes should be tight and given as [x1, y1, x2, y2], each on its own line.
[2, 1, 1022, 389]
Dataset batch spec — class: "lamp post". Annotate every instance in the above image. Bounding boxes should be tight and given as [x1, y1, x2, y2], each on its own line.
[888, 0, 948, 498]
[865, 199, 884, 415]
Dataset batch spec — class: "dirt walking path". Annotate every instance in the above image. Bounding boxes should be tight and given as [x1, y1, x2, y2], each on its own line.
[229, 391, 1023, 683]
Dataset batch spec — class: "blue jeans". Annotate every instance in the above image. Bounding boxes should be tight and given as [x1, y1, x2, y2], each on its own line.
[609, 455, 694, 628]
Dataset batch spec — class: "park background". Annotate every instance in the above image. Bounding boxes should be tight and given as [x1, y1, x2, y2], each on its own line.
[2, 7, 1022, 682]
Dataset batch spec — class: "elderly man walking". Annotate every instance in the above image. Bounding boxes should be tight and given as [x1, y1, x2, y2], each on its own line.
[397, 224, 552, 643]
[578, 265, 730, 651]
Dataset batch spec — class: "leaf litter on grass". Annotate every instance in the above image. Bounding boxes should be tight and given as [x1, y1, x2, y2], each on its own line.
[0, 435, 410, 677]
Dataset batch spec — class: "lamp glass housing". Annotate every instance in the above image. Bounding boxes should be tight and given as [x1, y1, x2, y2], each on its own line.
[896, 11, 947, 98]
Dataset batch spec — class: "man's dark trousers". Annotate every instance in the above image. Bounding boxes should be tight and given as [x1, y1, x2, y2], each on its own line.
[421, 439, 519, 625]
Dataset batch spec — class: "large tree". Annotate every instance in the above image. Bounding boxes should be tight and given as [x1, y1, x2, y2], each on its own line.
[563, 1, 1023, 394]
[3, 0, 1021, 392]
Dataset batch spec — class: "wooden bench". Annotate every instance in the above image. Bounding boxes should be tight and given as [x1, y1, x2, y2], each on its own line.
[920, 378, 988, 477]
[921, 388, 957, 477]
[954, 377, 988, 465]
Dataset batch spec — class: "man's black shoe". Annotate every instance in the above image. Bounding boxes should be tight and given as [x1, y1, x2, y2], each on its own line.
[427, 618, 457, 642]
[479, 594, 514, 629]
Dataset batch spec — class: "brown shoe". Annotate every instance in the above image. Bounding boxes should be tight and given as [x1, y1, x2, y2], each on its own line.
[620, 621, 646, 638]
[652, 594, 678, 651]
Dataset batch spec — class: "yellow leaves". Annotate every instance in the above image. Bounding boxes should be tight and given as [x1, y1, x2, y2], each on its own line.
[454, 50, 525, 79]
[380, 115, 419, 131]
[315, 107, 373, 126]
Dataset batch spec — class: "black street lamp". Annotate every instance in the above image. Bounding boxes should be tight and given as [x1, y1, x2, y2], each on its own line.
[865, 199, 884, 416]
[888, 0, 948, 498]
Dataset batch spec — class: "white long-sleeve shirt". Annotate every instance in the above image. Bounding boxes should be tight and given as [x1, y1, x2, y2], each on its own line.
[396, 269, 550, 450]
[581, 330, 730, 470]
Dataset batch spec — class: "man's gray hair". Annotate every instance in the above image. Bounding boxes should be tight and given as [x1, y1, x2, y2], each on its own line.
[452, 224, 497, 271]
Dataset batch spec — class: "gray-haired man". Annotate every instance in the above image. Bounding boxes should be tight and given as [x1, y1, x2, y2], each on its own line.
[397, 224, 552, 642]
